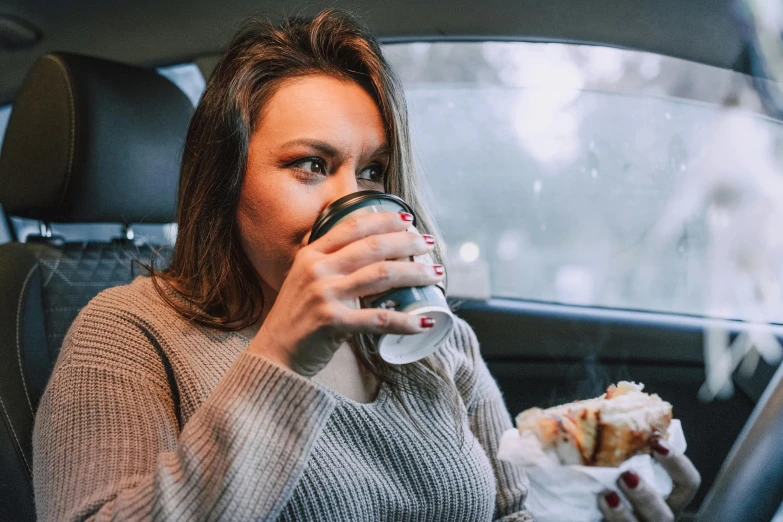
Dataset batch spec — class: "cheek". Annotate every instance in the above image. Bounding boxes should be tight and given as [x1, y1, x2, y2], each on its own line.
[237, 186, 288, 262]
[236, 177, 321, 274]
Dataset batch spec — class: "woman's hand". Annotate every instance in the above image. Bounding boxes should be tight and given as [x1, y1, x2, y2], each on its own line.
[597, 440, 701, 521]
[247, 211, 443, 377]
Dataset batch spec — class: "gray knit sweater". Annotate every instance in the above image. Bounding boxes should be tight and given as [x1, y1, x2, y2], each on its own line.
[32, 275, 533, 521]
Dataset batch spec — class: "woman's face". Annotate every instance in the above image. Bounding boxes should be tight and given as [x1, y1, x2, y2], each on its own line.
[237, 74, 389, 306]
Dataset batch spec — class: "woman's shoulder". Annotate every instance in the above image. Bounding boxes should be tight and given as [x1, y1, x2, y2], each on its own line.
[430, 315, 503, 408]
[54, 275, 196, 376]
[432, 316, 483, 378]
[83, 274, 210, 338]
[436, 315, 481, 363]
[88, 274, 182, 320]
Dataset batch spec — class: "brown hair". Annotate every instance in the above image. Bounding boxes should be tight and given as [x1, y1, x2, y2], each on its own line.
[150, 8, 461, 427]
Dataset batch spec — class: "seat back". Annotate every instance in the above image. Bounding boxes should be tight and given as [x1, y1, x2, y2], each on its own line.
[0, 53, 193, 521]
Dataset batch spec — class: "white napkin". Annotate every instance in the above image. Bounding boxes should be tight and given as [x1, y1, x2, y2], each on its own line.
[497, 419, 687, 522]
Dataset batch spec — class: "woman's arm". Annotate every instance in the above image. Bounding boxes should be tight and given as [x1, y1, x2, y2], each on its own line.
[33, 306, 336, 522]
[453, 319, 535, 522]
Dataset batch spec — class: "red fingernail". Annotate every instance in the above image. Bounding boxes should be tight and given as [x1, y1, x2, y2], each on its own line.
[400, 212, 414, 222]
[423, 234, 435, 245]
[604, 491, 621, 509]
[421, 317, 435, 328]
[621, 471, 639, 489]
[652, 441, 670, 456]
[433, 264, 445, 275]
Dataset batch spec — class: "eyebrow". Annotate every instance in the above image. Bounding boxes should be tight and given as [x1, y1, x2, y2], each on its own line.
[279, 139, 390, 159]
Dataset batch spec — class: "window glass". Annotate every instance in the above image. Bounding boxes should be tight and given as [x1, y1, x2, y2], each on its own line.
[10, 218, 177, 246]
[385, 42, 783, 318]
[0, 105, 12, 243]
[157, 63, 206, 106]
[0, 104, 10, 146]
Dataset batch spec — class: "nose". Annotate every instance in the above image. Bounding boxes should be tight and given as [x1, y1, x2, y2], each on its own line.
[324, 167, 360, 207]
[305, 169, 362, 246]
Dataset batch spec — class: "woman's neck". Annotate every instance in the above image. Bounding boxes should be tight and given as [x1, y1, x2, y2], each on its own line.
[312, 342, 381, 403]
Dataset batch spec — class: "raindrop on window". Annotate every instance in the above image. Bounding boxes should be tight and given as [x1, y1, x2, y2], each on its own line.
[668, 134, 688, 174]
[555, 265, 595, 305]
[459, 241, 481, 263]
[586, 150, 600, 179]
[497, 230, 521, 260]
[677, 233, 688, 255]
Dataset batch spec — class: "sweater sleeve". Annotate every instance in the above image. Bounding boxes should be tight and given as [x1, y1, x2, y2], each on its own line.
[32, 305, 336, 522]
[453, 320, 535, 522]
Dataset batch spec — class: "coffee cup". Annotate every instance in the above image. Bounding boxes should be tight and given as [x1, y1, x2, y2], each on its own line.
[309, 190, 455, 364]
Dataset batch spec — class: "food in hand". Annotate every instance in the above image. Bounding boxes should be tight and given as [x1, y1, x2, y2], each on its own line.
[515, 381, 672, 467]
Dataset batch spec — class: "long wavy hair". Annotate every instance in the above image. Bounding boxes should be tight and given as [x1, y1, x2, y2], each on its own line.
[149, 8, 462, 428]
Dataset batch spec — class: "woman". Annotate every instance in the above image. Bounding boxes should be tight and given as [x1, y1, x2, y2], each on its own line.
[33, 9, 699, 522]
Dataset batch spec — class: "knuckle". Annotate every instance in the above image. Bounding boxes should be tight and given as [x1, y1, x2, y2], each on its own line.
[375, 309, 394, 328]
[375, 262, 391, 281]
[310, 280, 333, 301]
[293, 246, 312, 266]
[345, 216, 364, 235]
[365, 235, 384, 254]
[305, 260, 327, 280]
[315, 304, 337, 327]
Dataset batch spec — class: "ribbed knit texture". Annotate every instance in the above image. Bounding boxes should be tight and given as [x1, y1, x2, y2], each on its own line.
[32, 275, 533, 521]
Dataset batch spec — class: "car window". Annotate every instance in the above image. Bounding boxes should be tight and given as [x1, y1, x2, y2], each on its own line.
[0, 104, 10, 146]
[157, 63, 206, 106]
[0, 63, 206, 245]
[384, 42, 783, 319]
[0, 105, 12, 243]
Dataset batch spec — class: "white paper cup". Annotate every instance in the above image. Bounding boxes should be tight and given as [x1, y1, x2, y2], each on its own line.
[373, 288, 455, 364]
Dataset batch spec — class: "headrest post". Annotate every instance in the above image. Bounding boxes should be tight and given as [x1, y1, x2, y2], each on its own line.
[38, 222, 51, 238]
[122, 224, 135, 241]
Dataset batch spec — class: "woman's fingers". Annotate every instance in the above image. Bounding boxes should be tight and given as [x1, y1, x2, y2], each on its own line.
[337, 261, 444, 298]
[329, 230, 434, 274]
[309, 211, 413, 254]
[598, 490, 638, 522]
[617, 470, 675, 522]
[651, 441, 702, 513]
[331, 306, 434, 336]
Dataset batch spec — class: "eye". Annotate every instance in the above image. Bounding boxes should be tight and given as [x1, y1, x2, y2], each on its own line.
[357, 164, 385, 183]
[290, 157, 327, 176]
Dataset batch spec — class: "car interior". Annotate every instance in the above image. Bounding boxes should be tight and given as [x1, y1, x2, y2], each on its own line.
[0, 1, 782, 521]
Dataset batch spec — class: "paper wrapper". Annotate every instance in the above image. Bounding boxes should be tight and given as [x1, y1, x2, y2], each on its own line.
[497, 419, 687, 522]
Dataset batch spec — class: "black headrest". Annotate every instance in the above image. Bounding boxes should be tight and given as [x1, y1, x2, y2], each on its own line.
[0, 53, 194, 223]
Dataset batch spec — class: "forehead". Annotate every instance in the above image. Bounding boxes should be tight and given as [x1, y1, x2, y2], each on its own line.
[255, 74, 387, 147]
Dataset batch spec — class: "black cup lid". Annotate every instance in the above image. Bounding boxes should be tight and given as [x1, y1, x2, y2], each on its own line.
[309, 190, 415, 244]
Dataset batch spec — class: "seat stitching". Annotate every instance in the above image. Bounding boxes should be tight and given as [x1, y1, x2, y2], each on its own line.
[0, 392, 32, 476]
[43, 55, 76, 211]
[42, 251, 62, 288]
[35, 258, 74, 286]
[17, 263, 39, 417]
[35, 257, 130, 287]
